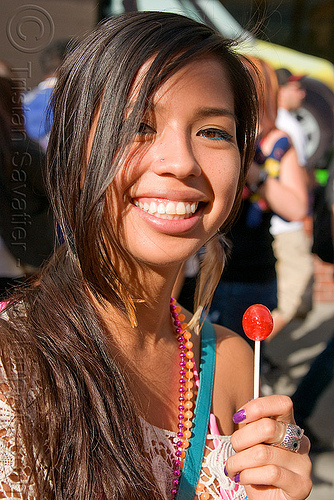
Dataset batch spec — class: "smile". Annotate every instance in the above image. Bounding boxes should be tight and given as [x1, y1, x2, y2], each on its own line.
[133, 199, 199, 220]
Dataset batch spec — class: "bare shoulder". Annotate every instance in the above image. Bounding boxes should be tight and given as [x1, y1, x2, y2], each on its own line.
[211, 324, 254, 434]
[178, 308, 254, 434]
[214, 323, 253, 390]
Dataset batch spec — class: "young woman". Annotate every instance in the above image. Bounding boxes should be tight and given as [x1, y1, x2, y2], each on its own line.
[0, 12, 311, 500]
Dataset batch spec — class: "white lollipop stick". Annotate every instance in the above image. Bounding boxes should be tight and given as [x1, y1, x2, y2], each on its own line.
[254, 340, 261, 399]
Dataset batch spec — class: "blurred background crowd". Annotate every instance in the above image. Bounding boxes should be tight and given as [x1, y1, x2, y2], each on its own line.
[0, 0, 333, 496]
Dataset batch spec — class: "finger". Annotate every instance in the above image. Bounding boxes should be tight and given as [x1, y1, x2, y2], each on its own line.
[241, 465, 312, 500]
[226, 442, 310, 479]
[231, 418, 287, 451]
[225, 443, 312, 498]
[233, 394, 294, 426]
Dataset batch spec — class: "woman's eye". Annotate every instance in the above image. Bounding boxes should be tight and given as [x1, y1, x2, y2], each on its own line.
[198, 128, 233, 141]
[137, 122, 155, 135]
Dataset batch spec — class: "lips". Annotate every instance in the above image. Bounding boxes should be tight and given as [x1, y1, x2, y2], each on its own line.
[133, 198, 199, 220]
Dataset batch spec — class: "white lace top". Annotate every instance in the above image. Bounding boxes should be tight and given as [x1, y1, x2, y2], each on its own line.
[142, 419, 248, 499]
[0, 302, 247, 499]
[0, 377, 247, 499]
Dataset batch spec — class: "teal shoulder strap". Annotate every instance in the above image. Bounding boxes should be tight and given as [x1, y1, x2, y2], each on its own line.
[176, 321, 216, 499]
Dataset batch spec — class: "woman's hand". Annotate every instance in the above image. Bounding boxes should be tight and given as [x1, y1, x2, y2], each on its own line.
[225, 395, 312, 500]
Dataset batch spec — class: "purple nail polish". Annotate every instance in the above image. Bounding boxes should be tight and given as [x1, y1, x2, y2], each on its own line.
[233, 409, 246, 424]
[224, 465, 228, 477]
[234, 472, 241, 483]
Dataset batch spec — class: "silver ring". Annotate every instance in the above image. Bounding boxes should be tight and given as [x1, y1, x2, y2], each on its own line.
[273, 423, 304, 452]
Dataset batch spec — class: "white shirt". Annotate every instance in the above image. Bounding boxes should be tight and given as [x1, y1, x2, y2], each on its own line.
[271, 108, 307, 235]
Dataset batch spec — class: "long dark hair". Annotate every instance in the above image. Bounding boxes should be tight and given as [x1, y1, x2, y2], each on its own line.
[0, 12, 258, 499]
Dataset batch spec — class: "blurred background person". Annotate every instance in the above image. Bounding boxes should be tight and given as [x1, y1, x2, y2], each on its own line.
[267, 68, 314, 339]
[22, 39, 69, 150]
[291, 150, 334, 451]
[0, 63, 55, 299]
[275, 69, 307, 165]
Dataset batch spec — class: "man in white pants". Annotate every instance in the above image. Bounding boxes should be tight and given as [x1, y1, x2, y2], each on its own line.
[269, 68, 314, 338]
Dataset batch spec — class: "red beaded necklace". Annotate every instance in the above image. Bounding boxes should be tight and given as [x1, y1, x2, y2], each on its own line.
[170, 297, 195, 499]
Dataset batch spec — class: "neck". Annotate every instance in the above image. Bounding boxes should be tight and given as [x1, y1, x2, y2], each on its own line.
[279, 103, 290, 111]
[95, 263, 182, 349]
[91, 265, 196, 431]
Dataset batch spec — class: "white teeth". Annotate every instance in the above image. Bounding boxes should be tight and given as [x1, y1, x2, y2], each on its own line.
[149, 213, 190, 220]
[150, 201, 157, 213]
[176, 202, 186, 215]
[166, 202, 175, 214]
[157, 203, 166, 214]
[134, 199, 199, 219]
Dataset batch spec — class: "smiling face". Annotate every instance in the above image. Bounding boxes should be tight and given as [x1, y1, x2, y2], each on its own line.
[92, 57, 241, 271]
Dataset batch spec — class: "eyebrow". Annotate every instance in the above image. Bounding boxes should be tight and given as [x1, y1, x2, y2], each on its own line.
[126, 103, 236, 122]
[193, 107, 236, 122]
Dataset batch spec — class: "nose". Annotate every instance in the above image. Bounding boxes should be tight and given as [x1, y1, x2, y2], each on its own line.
[153, 134, 201, 179]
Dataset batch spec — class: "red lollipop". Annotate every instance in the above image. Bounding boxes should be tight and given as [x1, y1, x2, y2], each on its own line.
[242, 304, 273, 398]
[242, 304, 273, 341]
